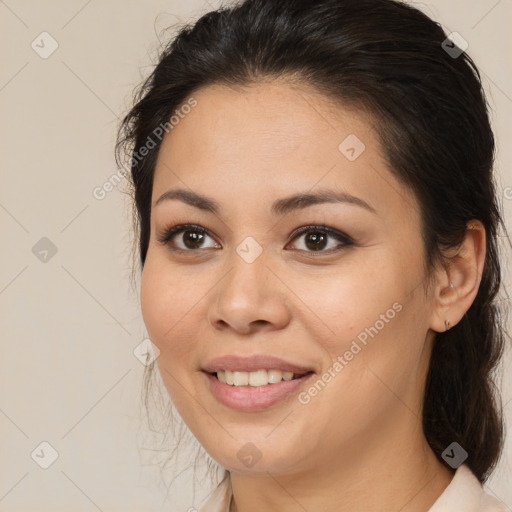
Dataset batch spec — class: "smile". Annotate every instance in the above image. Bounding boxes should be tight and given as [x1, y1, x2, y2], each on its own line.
[215, 369, 307, 387]
[203, 370, 314, 411]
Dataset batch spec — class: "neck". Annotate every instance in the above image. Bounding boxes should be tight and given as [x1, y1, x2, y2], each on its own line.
[228, 412, 454, 512]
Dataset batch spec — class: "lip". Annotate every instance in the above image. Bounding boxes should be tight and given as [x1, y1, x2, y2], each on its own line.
[201, 354, 316, 411]
[202, 354, 315, 374]
[203, 371, 314, 411]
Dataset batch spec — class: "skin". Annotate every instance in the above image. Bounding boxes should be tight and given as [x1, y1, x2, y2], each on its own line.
[140, 80, 486, 512]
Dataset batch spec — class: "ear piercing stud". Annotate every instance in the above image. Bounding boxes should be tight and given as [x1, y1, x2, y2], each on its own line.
[445, 282, 454, 330]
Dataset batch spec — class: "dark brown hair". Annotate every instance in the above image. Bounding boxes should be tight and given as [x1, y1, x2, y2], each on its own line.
[116, 0, 510, 483]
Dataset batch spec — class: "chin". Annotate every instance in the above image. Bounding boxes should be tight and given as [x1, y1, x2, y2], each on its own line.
[200, 435, 307, 476]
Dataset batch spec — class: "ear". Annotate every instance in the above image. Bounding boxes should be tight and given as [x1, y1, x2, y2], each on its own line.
[429, 220, 486, 333]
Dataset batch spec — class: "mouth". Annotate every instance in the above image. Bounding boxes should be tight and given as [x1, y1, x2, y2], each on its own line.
[203, 370, 314, 411]
[209, 369, 313, 387]
[201, 354, 316, 410]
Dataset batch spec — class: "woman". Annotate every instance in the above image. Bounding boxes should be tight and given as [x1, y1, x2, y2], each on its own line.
[116, 0, 510, 510]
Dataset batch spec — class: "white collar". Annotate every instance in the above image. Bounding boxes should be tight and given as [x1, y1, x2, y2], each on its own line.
[199, 464, 507, 512]
[428, 464, 507, 512]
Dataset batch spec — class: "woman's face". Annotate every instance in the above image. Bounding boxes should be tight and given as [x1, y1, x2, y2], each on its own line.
[141, 81, 439, 475]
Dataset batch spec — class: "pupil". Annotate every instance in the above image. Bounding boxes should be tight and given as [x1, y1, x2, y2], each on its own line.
[305, 232, 327, 251]
[184, 231, 204, 249]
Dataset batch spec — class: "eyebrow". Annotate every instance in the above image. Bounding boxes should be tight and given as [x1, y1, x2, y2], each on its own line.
[154, 188, 377, 216]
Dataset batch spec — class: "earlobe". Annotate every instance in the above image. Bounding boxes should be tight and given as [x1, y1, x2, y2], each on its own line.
[443, 282, 455, 331]
[429, 220, 486, 333]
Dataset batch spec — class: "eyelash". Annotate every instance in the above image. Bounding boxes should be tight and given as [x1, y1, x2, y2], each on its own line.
[156, 223, 355, 256]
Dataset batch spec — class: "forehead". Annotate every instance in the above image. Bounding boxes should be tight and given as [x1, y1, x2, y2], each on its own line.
[157, 80, 372, 170]
[152, 81, 419, 223]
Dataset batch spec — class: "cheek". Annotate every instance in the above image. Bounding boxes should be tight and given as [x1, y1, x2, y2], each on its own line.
[140, 258, 201, 407]
[140, 259, 170, 344]
[304, 258, 428, 426]
[299, 251, 425, 395]
[140, 256, 200, 357]
[295, 256, 405, 344]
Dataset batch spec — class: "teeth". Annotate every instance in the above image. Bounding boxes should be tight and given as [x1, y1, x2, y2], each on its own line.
[215, 369, 303, 387]
[249, 369, 267, 387]
[267, 369, 283, 383]
[233, 371, 249, 386]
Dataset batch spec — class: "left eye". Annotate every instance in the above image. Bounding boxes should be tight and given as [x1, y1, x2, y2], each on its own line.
[287, 225, 354, 253]
[157, 224, 353, 254]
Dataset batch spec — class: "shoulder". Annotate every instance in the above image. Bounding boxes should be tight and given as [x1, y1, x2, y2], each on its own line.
[428, 464, 509, 512]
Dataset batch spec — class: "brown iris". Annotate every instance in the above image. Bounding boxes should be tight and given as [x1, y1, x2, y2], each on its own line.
[304, 232, 328, 251]
[182, 230, 205, 249]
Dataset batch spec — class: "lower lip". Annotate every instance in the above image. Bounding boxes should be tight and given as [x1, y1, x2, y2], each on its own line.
[203, 371, 314, 411]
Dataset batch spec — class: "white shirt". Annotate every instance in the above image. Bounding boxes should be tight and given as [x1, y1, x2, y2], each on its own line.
[199, 464, 508, 512]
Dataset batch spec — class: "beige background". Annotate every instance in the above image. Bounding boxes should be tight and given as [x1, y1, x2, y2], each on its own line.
[1, 0, 511, 510]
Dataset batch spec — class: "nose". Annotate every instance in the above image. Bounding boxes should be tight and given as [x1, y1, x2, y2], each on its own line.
[207, 248, 291, 335]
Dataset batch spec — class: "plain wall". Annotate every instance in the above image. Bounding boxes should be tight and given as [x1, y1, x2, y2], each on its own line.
[1, 1, 511, 510]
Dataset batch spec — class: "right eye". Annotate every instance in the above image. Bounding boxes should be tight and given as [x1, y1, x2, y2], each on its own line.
[157, 223, 220, 252]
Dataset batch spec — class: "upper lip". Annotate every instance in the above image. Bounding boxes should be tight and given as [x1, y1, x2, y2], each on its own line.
[202, 355, 315, 375]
